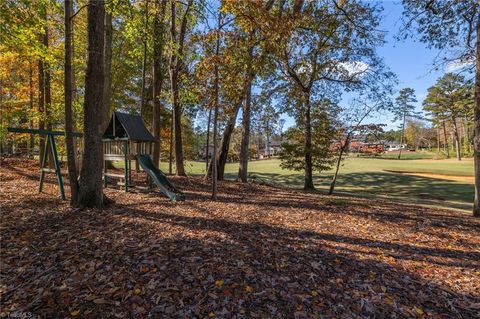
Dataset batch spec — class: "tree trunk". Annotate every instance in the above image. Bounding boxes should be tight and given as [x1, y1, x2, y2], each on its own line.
[101, 10, 113, 132]
[303, 90, 314, 190]
[329, 136, 349, 195]
[211, 14, 221, 200]
[238, 66, 254, 182]
[64, 0, 79, 204]
[397, 113, 406, 160]
[473, 14, 480, 217]
[152, 0, 167, 167]
[140, 0, 149, 117]
[77, 0, 105, 208]
[463, 117, 472, 154]
[38, 51, 45, 166]
[169, 0, 189, 176]
[71, 18, 79, 174]
[204, 107, 212, 176]
[442, 121, 450, 158]
[212, 64, 219, 199]
[37, 16, 53, 167]
[452, 118, 462, 161]
[169, 109, 173, 174]
[211, 103, 241, 180]
[171, 77, 185, 176]
[29, 63, 34, 158]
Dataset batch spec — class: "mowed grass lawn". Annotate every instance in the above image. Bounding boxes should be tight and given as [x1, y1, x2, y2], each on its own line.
[157, 156, 474, 210]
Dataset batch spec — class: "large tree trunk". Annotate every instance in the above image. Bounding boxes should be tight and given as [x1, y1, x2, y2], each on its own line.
[64, 0, 79, 204]
[152, 0, 167, 167]
[473, 15, 480, 217]
[140, 0, 149, 117]
[303, 90, 314, 190]
[71, 16, 79, 173]
[77, 0, 105, 208]
[101, 10, 113, 132]
[169, 0, 191, 176]
[211, 15, 221, 200]
[138, 8, 148, 176]
[171, 74, 185, 175]
[452, 118, 462, 161]
[238, 64, 254, 182]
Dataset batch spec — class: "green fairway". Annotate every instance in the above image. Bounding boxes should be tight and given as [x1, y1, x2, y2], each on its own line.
[155, 157, 474, 209]
[116, 156, 473, 209]
[156, 156, 472, 177]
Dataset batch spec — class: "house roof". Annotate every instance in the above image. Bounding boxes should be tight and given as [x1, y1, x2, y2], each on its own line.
[103, 111, 156, 142]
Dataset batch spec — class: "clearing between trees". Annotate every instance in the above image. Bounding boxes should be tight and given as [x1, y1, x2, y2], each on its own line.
[1, 158, 479, 318]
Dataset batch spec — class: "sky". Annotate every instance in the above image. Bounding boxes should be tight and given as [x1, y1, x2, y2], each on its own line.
[279, 0, 448, 131]
[372, 0, 445, 130]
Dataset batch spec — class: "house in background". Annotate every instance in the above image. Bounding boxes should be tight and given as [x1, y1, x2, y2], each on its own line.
[384, 142, 407, 151]
[259, 140, 284, 158]
[198, 144, 214, 160]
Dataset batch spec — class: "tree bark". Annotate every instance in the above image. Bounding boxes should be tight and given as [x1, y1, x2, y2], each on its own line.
[64, 0, 79, 204]
[37, 12, 52, 167]
[211, 66, 219, 199]
[140, 0, 149, 117]
[38, 49, 45, 166]
[29, 63, 34, 158]
[397, 113, 406, 160]
[44, 24, 54, 169]
[303, 90, 314, 190]
[169, 0, 192, 176]
[473, 14, 480, 217]
[238, 56, 254, 182]
[209, 103, 241, 180]
[204, 107, 212, 176]
[211, 13, 221, 200]
[452, 118, 462, 161]
[152, 0, 168, 167]
[77, 0, 105, 208]
[71, 16, 79, 173]
[442, 121, 450, 158]
[101, 10, 113, 132]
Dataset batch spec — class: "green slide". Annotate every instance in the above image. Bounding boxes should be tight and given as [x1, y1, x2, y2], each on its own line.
[137, 154, 185, 202]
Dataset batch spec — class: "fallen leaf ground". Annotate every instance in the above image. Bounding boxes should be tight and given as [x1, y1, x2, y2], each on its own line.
[1, 158, 479, 319]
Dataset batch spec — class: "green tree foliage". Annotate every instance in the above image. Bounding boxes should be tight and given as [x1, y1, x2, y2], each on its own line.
[391, 87, 418, 159]
[399, 0, 479, 215]
[393, 88, 418, 122]
[423, 73, 474, 160]
[280, 99, 337, 173]
[423, 73, 474, 123]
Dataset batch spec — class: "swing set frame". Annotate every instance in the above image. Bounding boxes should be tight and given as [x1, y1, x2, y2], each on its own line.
[7, 127, 82, 200]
